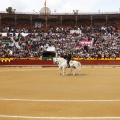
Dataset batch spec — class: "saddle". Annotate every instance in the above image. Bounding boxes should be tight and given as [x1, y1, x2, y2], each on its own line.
[70, 60, 73, 63]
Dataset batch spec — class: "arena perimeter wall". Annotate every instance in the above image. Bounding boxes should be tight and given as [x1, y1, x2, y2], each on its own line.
[0, 58, 120, 67]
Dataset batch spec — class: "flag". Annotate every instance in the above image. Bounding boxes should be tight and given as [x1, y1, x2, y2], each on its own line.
[33, 9, 35, 12]
[44, 0, 46, 7]
[54, 9, 57, 12]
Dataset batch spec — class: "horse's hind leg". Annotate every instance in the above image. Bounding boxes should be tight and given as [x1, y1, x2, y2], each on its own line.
[69, 68, 72, 75]
[78, 68, 81, 75]
[59, 67, 62, 75]
[73, 68, 76, 76]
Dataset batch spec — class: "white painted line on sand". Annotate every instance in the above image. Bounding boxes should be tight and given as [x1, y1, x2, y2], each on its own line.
[0, 115, 120, 119]
[0, 98, 120, 102]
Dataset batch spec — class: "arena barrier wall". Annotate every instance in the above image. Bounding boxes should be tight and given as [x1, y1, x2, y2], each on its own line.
[0, 58, 120, 67]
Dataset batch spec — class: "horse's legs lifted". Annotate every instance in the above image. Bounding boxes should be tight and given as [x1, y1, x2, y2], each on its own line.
[58, 67, 62, 75]
[62, 67, 67, 76]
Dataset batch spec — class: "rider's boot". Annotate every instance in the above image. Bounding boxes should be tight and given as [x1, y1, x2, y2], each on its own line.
[68, 64, 70, 68]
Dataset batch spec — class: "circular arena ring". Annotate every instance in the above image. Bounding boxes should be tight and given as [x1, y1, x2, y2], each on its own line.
[0, 66, 120, 120]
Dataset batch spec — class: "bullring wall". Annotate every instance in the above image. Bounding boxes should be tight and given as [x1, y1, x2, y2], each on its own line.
[0, 58, 120, 66]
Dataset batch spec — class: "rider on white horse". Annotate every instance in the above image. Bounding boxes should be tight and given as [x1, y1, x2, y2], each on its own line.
[53, 56, 81, 76]
[63, 52, 72, 68]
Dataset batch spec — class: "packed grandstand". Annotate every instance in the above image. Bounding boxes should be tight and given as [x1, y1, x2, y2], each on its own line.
[0, 25, 120, 60]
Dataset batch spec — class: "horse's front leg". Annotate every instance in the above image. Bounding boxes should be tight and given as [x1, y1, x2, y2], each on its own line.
[57, 64, 61, 70]
[62, 67, 66, 76]
[64, 68, 68, 75]
[59, 67, 63, 75]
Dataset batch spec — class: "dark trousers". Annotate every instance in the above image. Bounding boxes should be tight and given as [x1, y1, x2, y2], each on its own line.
[67, 60, 70, 67]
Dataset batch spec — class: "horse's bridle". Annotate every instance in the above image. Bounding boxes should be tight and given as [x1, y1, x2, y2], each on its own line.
[54, 57, 59, 64]
[54, 58, 59, 65]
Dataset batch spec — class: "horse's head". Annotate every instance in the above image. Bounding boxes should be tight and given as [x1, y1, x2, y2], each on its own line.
[53, 57, 59, 64]
[53, 57, 65, 65]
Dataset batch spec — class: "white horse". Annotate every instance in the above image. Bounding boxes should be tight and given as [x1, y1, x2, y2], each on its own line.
[53, 57, 81, 76]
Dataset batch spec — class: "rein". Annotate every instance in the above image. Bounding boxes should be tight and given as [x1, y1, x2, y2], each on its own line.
[55, 58, 59, 65]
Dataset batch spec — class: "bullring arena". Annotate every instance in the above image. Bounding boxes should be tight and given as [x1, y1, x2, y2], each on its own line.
[0, 66, 120, 120]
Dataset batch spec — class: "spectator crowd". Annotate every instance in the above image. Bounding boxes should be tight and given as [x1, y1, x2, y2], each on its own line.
[0, 25, 120, 60]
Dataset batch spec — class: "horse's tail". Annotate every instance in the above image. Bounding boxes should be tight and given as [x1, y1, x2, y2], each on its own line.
[77, 61, 81, 74]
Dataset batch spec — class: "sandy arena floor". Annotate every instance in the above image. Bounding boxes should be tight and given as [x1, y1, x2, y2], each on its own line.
[0, 66, 120, 120]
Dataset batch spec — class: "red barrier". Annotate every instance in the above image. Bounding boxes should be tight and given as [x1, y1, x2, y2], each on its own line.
[0, 59, 120, 66]
[80, 60, 120, 65]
